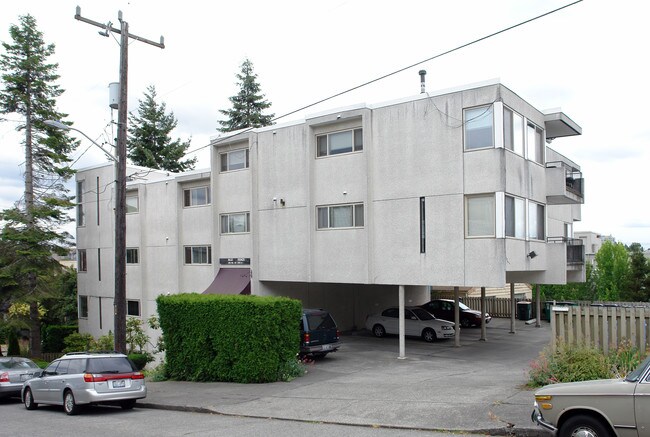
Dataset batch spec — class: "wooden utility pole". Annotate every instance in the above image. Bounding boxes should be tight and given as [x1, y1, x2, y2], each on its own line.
[74, 7, 164, 353]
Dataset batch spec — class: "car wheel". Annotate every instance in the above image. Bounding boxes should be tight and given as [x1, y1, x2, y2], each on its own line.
[559, 414, 610, 437]
[24, 388, 38, 410]
[461, 318, 471, 328]
[422, 328, 437, 342]
[63, 390, 80, 415]
[120, 399, 137, 410]
[372, 324, 386, 338]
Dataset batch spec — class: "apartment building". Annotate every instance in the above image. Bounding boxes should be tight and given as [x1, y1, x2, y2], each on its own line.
[75, 80, 584, 337]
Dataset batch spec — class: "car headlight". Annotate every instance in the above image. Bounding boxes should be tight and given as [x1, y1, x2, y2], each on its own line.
[535, 395, 553, 410]
[441, 325, 452, 330]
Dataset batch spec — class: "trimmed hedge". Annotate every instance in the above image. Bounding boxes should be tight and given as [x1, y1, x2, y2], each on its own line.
[42, 325, 78, 353]
[157, 293, 301, 383]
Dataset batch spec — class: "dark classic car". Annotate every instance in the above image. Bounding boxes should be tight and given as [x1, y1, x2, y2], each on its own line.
[420, 299, 491, 327]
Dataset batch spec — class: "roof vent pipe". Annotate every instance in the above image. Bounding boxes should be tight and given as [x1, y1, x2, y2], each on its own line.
[419, 70, 427, 94]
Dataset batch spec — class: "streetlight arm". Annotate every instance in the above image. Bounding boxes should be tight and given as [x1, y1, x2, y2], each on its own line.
[44, 120, 117, 162]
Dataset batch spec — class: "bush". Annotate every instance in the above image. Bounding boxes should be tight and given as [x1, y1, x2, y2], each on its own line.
[528, 341, 648, 387]
[128, 352, 153, 370]
[42, 325, 78, 353]
[63, 332, 94, 353]
[7, 329, 20, 356]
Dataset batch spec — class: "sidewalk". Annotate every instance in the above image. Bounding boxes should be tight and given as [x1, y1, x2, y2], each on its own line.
[139, 318, 552, 436]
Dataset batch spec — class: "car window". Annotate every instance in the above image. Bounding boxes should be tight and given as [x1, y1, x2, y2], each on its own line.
[404, 309, 417, 320]
[442, 302, 453, 311]
[429, 301, 440, 310]
[86, 357, 136, 373]
[0, 359, 38, 369]
[67, 359, 86, 375]
[382, 308, 399, 318]
[459, 302, 470, 311]
[412, 308, 434, 320]
[626, 356, 650, 382]
[306, 313, 336, 331]
[44, 361, 60, 375]
[56, 360, 70, 375]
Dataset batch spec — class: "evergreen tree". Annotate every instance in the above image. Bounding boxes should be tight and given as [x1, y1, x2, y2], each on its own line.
[623, 243, 649, 302]
[0, 15, 78, 358]
[218, 58, 274, 132]
[127, 85, 196, 172]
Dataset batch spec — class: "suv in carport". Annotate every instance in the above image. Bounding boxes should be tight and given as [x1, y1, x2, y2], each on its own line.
[300, 309, 340, 358]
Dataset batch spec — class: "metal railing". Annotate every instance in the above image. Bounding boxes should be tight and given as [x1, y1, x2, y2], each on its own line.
[547, 237, 585, 265]
[546, 161, 584, 198]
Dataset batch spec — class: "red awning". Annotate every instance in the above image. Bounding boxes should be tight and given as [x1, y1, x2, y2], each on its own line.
[202, 268, 251, 295]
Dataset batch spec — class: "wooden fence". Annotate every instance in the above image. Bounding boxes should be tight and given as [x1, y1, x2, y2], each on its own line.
[550, 305, 650, 353]
[460, 296, 528, 318]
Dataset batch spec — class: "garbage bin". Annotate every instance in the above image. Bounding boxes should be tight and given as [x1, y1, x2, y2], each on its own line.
[543, 301, 552, 322]
[517, 301, 532, 320]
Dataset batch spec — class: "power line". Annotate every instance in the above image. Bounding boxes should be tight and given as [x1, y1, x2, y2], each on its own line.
[184, 0, 582, 157]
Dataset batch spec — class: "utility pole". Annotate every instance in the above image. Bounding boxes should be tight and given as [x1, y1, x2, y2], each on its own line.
[74, 7, 164, 353]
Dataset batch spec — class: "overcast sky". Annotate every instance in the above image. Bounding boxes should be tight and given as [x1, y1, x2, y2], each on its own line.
[1, 0, 648, 248]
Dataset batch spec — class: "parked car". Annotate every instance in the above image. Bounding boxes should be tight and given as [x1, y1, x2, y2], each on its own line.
[420, 299, 491, 327]
[365, 307, 455, 342]
[532, 354, 650, 436]
[300, 308, 341, 358]
[0, 357, 40, 399]
[22, 351, 146, 415]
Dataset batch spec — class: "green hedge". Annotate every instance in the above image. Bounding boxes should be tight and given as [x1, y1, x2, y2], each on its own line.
[42, 325, 78, 353]
[157, 293, 301, 383]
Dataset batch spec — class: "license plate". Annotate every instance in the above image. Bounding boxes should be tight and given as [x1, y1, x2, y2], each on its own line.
[322, 344, 332, 351]
[112, 379, 126, 388]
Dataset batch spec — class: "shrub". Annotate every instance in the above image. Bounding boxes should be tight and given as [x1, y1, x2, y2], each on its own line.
[7, 329, 20, 356]
[93, 331, 114, 352]
[63, 332, 94, 353]
[608, 340, 646, 378]
[128, 352, 153, 370]
[42, 325, 78, 353]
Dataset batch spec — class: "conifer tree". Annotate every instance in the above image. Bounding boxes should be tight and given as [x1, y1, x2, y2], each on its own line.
[218, 58, 274, 132]
[127, 85, 196, 172]
[0, 15, 78, 358]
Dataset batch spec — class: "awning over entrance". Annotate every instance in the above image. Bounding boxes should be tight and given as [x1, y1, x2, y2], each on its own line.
[202, 268, 251, 295]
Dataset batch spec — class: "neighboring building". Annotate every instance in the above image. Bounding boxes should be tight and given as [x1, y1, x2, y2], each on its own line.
[75, 80, 585, 340]
[574, 231, 615, 264]
[53, 247, 77, 270]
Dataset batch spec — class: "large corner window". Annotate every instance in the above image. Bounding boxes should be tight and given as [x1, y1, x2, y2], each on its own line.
[183, 186, 210, 207]
[464, 106, 494, 150]
[184, 245, 212, 264]
[77, 249, 87, 272]
[505, 195, 526, 239]
[317, 128, 363, 157]
[465, 194, 495, 237]
[78, 295, 88, 318]
[220, 212, 250, 234]
[126, 192, 139, 213]
[527, 122, 544, 164]
[317, 203, 364, 229]
[503, 107, 524, 156]
[76, 181, 85, 226]
[528, 201, 545, 241]
[220, 149, 249, 172]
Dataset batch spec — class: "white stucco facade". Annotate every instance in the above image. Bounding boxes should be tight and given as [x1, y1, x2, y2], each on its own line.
[76, 81, 585, 336]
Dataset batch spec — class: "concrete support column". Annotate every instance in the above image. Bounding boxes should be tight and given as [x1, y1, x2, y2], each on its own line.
[454, 286, 460, 347]
[510, 282, 516, 334]
[535, 284, 541, 328]
[480, 286, 487, 341]
[398, 285, 406, 359]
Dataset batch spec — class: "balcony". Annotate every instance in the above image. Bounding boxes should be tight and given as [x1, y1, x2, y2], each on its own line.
[546, 161, 584, 205]
[548, 237, 585, 266]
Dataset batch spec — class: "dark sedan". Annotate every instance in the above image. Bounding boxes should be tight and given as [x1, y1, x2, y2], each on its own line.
[420, 299, 491, 328]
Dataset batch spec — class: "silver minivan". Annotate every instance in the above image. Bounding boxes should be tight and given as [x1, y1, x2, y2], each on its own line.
[22, 352, 147, 415]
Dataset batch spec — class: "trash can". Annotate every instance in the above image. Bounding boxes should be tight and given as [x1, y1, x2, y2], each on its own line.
[542, 301, 552, 322]
[517, 301, 533, 320]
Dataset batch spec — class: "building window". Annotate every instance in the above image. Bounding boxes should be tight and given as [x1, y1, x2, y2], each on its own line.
[505, 195, 526, 239]
[503, 107, 524, 156]
[464, 106, 493, 150]
[527, 122, 544, 164]
[76, 181, 85, 226]
[465, 194, 495, 237]
[220, 212, 250, 234]
[317, 203, 364, 229]
[126, 193, 139, 213]
[184, 246, 212, 264]
[127, 300, 141, 317]
[78, 295, 88, 318]
[126, 248, 139, 264]
[528, 201, 545, 240]
[183, 186, 210, 207]
[419, 197, 426, 253]
[316, 128, 363, 157]
[220, 149, 249, 172]
[78, 249, 87, 272]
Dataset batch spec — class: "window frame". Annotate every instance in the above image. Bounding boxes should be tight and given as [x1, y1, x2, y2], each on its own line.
[183, 245, 212, 265]
[526, 122, 545, 165]
[528, 201, 546, 241]
[127, 300, 141, 317]
[76, 181, 85, 227]
[220, 148, 250, 172]
[505, 195, 526, 239]
[465, 194, 496, 238]
[464, 105, 494, 151]
[220, 212, 251, 235]
[316, 203, 364, 230]
[183, 186, 211, 208]
[126, 247, 139, 265]
[78, 295, 88, 318]
[503, 106, 525, 156]
[77, 249, 87, 272]
[126, 192, 139, 214]
[316, 128, 363, 158]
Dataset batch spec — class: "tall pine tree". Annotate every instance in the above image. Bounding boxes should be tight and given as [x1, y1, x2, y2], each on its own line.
[127, 85, 196, 172]
[218, 58, 274, 132]
[0, 15, 78, 358]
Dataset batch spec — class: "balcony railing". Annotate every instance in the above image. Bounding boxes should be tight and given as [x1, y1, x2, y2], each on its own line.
[546, 161, 584, 199]
[548, 236, 585, 265]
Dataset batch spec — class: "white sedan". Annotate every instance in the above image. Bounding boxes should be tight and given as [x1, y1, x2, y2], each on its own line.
[365, 307, 455, 342]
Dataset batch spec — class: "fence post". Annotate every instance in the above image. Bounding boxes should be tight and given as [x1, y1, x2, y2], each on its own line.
[602, 308, 609, 355]
[551, 307, 557, 352]
[584, 305, 591, 348]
